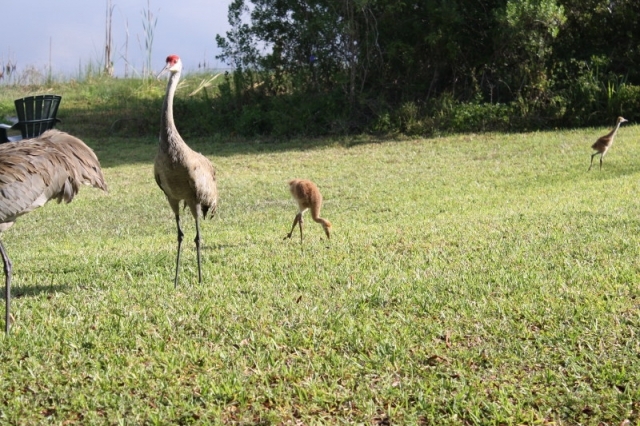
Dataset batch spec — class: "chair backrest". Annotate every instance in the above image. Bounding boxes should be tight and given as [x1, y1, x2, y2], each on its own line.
[13, 95, 62, 139]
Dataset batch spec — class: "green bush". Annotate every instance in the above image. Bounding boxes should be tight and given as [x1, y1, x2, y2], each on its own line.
[609, 84, 640, 123]
[4, 65, 638, 140]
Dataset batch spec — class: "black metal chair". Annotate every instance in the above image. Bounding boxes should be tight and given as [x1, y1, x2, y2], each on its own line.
[0, 95, 62, 143]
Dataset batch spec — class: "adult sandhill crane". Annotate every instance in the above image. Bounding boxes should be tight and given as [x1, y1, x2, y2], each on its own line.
[284, 179, 331, 244]
[155, 54, 217, 287]
[588, 116, 628, 171]
[0, 130, 107, 334]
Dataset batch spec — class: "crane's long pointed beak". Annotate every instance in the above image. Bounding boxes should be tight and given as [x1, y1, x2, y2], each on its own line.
[156, 64, 170, 80]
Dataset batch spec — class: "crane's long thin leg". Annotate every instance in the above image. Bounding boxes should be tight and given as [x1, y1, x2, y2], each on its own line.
[174, 215, 184, 288]
[588, 153, 598, 171]
[194, 214, 202, 284]
[599, 154, 604, 170]
[298, 214, 304, 245]
[1, 241, 12, 334]
[284, 213, 301, 240]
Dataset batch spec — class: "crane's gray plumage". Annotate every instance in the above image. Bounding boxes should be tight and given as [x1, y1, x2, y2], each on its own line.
[0, 129, 107, 333]
[154, 54, 217, 287]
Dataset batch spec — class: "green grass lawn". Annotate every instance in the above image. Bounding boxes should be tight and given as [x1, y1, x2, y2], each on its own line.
[2, 124, 640, 424]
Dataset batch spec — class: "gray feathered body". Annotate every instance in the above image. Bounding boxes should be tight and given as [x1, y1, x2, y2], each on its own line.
[154, 68, 217, 220]
[0, 130, 108, 231]
[154, 130, 217, 220]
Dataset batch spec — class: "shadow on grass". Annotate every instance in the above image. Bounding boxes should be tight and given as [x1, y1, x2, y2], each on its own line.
[81, 131, 401, 169]
[6, 284, 70, 299]
[53, 97, 402, 168]
[72, 132, 314, 169]
[585, 161, 640, 178]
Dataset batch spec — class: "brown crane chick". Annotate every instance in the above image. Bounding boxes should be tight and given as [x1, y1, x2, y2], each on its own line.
[155, 55, 218, 287]
[0, 130, 107, 334]
[588, 116, 628, 171]
[284, 179, 331, 244]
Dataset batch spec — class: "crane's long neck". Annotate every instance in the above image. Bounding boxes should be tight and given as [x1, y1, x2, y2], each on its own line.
[160, 70, 184, 151]
[608, 121, 623, 139]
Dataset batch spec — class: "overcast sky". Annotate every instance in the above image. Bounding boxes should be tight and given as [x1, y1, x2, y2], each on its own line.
[1, 0, 233, 78]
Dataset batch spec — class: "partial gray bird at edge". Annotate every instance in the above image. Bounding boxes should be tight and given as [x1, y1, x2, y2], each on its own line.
[0, 129, 107, 334]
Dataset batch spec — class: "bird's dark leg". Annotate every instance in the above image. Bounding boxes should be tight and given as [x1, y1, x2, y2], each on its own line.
[194, 214, 202, 284]
[174, 215, 184, 288]
[599, 154, 604, 170]
[1, 241, 12, 334]
[298, 214, 304, 245]
[284, 213, 301, 240]
[588, 153, 598, 171]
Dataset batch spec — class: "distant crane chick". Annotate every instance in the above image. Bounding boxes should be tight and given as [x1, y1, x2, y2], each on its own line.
[588, 116, 628, 171]
[0, 130, 107, 334]
[155, 54, 218, 287]
[284, 179, 331, 244]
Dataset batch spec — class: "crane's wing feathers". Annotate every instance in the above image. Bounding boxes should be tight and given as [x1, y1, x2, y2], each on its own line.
[0, 130, 107, 225]
[188, 152, 218, 216]
[44, 130, 108, 192]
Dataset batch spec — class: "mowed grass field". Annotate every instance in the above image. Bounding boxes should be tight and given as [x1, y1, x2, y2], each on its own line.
[1, 125, 640, 424]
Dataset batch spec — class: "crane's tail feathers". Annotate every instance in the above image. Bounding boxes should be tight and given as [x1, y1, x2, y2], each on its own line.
[41, 130, 108, 194]
[56, 180, 76, 204]
[180, 201, 217, 219]
[203, 202, 217, 219]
